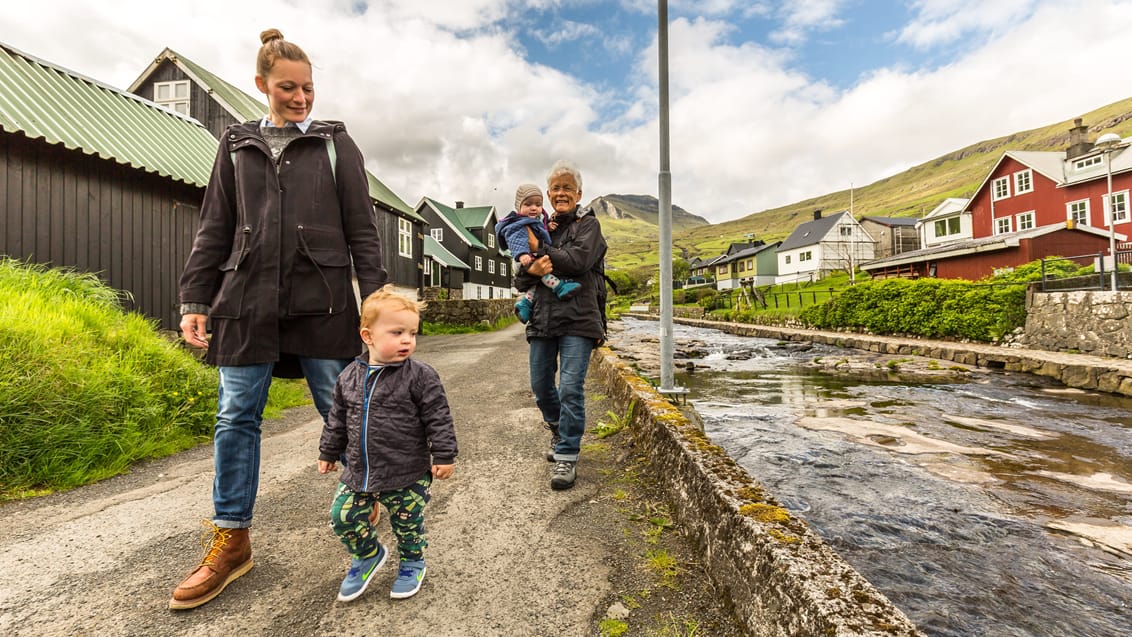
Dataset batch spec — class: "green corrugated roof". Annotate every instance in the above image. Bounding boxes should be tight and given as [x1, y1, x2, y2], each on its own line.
[425, 198, 488, 249]
[142, 48, 420, 219]
[423, 235, 470, 269]
[0, 43, 218, 187]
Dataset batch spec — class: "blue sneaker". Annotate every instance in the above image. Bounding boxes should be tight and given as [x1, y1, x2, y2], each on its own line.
[337, 544, 388, 602]
[514, 296, 532, 323]
[554, 280, 581, 300]
[390, 560, 427, 599]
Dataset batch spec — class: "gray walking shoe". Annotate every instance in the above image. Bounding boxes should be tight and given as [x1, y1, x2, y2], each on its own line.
[545, 422, 561, 462]
[550, 461, 576, 490]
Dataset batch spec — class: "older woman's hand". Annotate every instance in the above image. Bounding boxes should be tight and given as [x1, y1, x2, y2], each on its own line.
[527, 255, 553, 276]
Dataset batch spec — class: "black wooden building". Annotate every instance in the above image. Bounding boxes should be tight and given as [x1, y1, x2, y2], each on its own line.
[0, 42, 218, 328]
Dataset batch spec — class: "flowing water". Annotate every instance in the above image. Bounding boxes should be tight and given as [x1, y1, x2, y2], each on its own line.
[612, 318, 1132, 637]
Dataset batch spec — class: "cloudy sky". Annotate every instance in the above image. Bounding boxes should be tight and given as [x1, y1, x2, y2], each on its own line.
[5, 0, 1132, 223]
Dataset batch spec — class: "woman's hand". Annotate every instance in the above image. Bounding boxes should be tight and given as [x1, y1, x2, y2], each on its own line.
[180, 314, 209, 349]
[526, 255, 553, 276]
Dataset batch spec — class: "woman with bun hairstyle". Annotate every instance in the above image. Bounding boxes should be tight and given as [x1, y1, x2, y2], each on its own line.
[170, 29, 387, 610]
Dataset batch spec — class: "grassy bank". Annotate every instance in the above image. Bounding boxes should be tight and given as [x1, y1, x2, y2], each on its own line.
[0, 260, 307, 500]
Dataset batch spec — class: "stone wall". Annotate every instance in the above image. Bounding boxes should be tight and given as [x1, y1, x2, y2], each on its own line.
[1022, 290, 1132, 358]
[591, 348, 922, 636]
[421, 298, 513, 327]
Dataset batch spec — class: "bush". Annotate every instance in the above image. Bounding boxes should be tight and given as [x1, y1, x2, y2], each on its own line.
[0, 259, 221, 498]
[672, 289, 686, 305]
[800, 277, 1026, 341]
[694, 288, 718, 306]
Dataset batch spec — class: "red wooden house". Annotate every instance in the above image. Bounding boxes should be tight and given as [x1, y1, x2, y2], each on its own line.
[864, 119, 1131, 280]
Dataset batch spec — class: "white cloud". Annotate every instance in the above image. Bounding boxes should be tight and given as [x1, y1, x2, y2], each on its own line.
[772, 0, 849, 45]
[2, 0, 1131, 227]
[898, 0, 1039, 48]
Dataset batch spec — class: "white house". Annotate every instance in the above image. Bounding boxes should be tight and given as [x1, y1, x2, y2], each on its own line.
[776, 211, 875, 284]
[917, 197, 972, 248]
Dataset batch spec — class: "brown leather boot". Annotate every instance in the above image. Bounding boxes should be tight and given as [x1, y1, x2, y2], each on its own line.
[169, 520, 253, 610]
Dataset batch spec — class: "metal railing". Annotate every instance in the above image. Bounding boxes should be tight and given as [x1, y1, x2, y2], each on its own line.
[1038, 252, 1132, 291]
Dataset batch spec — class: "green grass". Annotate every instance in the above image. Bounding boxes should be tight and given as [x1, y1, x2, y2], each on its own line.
[0, 259, 308, 500]
[421, 314, 518, 334]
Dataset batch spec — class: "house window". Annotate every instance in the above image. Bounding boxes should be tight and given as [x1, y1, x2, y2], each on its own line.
[738, 261, 745, 272]
[995, 217, 1012, 235]
[1074, 155, 1102, 171]
[785, 255, 791, 264]
[500, 262, 508, 277]
[488, 259, 495, 274]
[487, 233, 495, 249]
[431, 228, 443, 241]
[933, 217, 961, 237]
[746, 259, 753, 271]
[1107, 190, 1130, 224]
[1014, 169, 1033, 195]
[1067, 200, 1090, 226]
[423, 258, 432, 278]
[992, 176, 1010, 201]
[800, 251, 812, 262]
[154, 80, 190, 115]
[1016, 211, 1035, 231]
[839, 225, 852, 236]
[717, 265, 727, 276]
[474, 256, 482, 271]
[397, 218, 413, 258]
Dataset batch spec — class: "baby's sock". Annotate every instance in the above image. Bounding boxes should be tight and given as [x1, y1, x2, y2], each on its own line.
[541, 273, 562, 289]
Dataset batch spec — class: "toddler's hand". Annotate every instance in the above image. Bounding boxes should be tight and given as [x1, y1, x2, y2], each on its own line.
[519, 253, 533, 266]
[548, 221, 558, 231]
[432, 464, 455, 480]
[318, 460, 338, 474]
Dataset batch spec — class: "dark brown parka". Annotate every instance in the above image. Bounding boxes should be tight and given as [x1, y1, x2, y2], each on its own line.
[179, 120, 387, 369]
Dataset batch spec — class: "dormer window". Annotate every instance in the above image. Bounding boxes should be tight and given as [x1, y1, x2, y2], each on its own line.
[1074, 155, 1102, 171]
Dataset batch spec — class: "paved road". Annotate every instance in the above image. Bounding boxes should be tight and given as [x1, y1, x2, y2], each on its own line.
[0, 324, 622, 636]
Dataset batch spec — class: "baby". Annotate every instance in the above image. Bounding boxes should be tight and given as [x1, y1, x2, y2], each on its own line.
[494, 183, 580, 322]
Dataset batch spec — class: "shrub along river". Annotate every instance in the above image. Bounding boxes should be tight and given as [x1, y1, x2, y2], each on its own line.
[609, 318, 1131, 637]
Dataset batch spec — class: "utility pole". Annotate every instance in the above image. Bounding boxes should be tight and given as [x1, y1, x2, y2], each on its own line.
[656, 0, 683, 400]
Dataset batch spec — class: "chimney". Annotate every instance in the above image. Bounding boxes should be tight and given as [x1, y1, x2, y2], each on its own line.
[1066, 118, 1093, 159]
[455, 201, 464, 209]
[813, 209, 822, 221]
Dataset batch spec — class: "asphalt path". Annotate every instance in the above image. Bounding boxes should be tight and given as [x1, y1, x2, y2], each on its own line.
[0, 323, 620, 636]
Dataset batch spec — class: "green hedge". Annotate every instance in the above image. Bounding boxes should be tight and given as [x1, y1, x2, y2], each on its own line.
[799, 278, 1027, 341]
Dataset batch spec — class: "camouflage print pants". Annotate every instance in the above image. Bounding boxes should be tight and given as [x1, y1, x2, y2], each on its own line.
[329, 473, 432, 562]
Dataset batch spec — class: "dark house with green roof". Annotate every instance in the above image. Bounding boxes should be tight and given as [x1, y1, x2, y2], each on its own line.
[415, 198, 511, 299]
[0, 42, 218, 328]
[128, 48, 426, 296]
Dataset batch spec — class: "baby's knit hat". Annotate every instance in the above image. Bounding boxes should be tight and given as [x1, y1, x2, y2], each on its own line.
[514, 183, 542, 211]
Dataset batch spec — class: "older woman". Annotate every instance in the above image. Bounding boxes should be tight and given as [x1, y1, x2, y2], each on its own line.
[516, 160, 608, 490]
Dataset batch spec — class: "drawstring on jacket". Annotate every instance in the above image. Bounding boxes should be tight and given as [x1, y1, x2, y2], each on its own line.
[296, 224, 335, 314]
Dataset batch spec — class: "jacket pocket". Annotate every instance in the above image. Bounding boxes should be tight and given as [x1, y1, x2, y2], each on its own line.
[209, 252, 248, 319]
[289, 224, 352, 316]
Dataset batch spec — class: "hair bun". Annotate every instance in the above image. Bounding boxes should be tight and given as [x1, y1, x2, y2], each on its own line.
[259, 28, 285, 45]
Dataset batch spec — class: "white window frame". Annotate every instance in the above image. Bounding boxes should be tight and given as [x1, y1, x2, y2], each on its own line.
[1067, 200, 1090, 227]
[1106, 190, 1130, 224]
[487, 233, 495, 249]
[474, 255, 483, 271]
[1014, 169, 1033, 195]
[500, 262, 508, 277]
[397, 218, 413, 258]
[995, 217, 1012, 235]
[1016, 211, 1035, 231]
[1074, 155, 1102, 171]
[992, 176, 1011, 201]
[839, 225, 852, 236]
[785, 255, 791, 264]
[154, 80, 190, 115]
[431, 228, 443, 241]
[488, 259, 495, 274]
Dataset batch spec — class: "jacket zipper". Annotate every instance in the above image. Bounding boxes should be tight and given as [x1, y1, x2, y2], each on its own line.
[361, 366, 384, 489]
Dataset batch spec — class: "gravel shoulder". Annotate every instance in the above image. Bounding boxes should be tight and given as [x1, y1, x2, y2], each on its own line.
[0, 323, 744, 637]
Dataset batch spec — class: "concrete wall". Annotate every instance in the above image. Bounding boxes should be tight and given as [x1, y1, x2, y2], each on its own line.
[591, 348, 922, 637]
[1022, 290, 1132, 358]
[421, 298, 513, 327]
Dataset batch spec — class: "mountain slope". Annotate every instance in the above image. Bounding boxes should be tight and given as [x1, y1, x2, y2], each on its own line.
[606, 96, 1132, 269]
[588, 194, 710, 232]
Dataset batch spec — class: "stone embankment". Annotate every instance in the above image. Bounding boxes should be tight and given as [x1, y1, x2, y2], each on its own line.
[591, 346, 923, 637]
[628, 313, 1132, 397]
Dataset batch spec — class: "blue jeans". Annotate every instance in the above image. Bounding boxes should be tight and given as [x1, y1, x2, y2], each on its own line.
[212, 357, 350, 528]
[529, 336, 594, 462]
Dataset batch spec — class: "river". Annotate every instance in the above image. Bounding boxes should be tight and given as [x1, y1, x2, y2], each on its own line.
[610, 318, 1132, 637]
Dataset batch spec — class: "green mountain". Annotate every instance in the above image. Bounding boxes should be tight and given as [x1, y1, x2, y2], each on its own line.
[588, 194, 710, 231]
[605, 95, 1132, 271]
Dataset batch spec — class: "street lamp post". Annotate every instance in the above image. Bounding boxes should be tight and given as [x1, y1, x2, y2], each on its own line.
[1096, 133, 1129, 291]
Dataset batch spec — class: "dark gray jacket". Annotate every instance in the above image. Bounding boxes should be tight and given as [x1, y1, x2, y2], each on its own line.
[179, 120, 387, 369]
[515, 206, 608, 343]
[319, 357, 457, 493]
